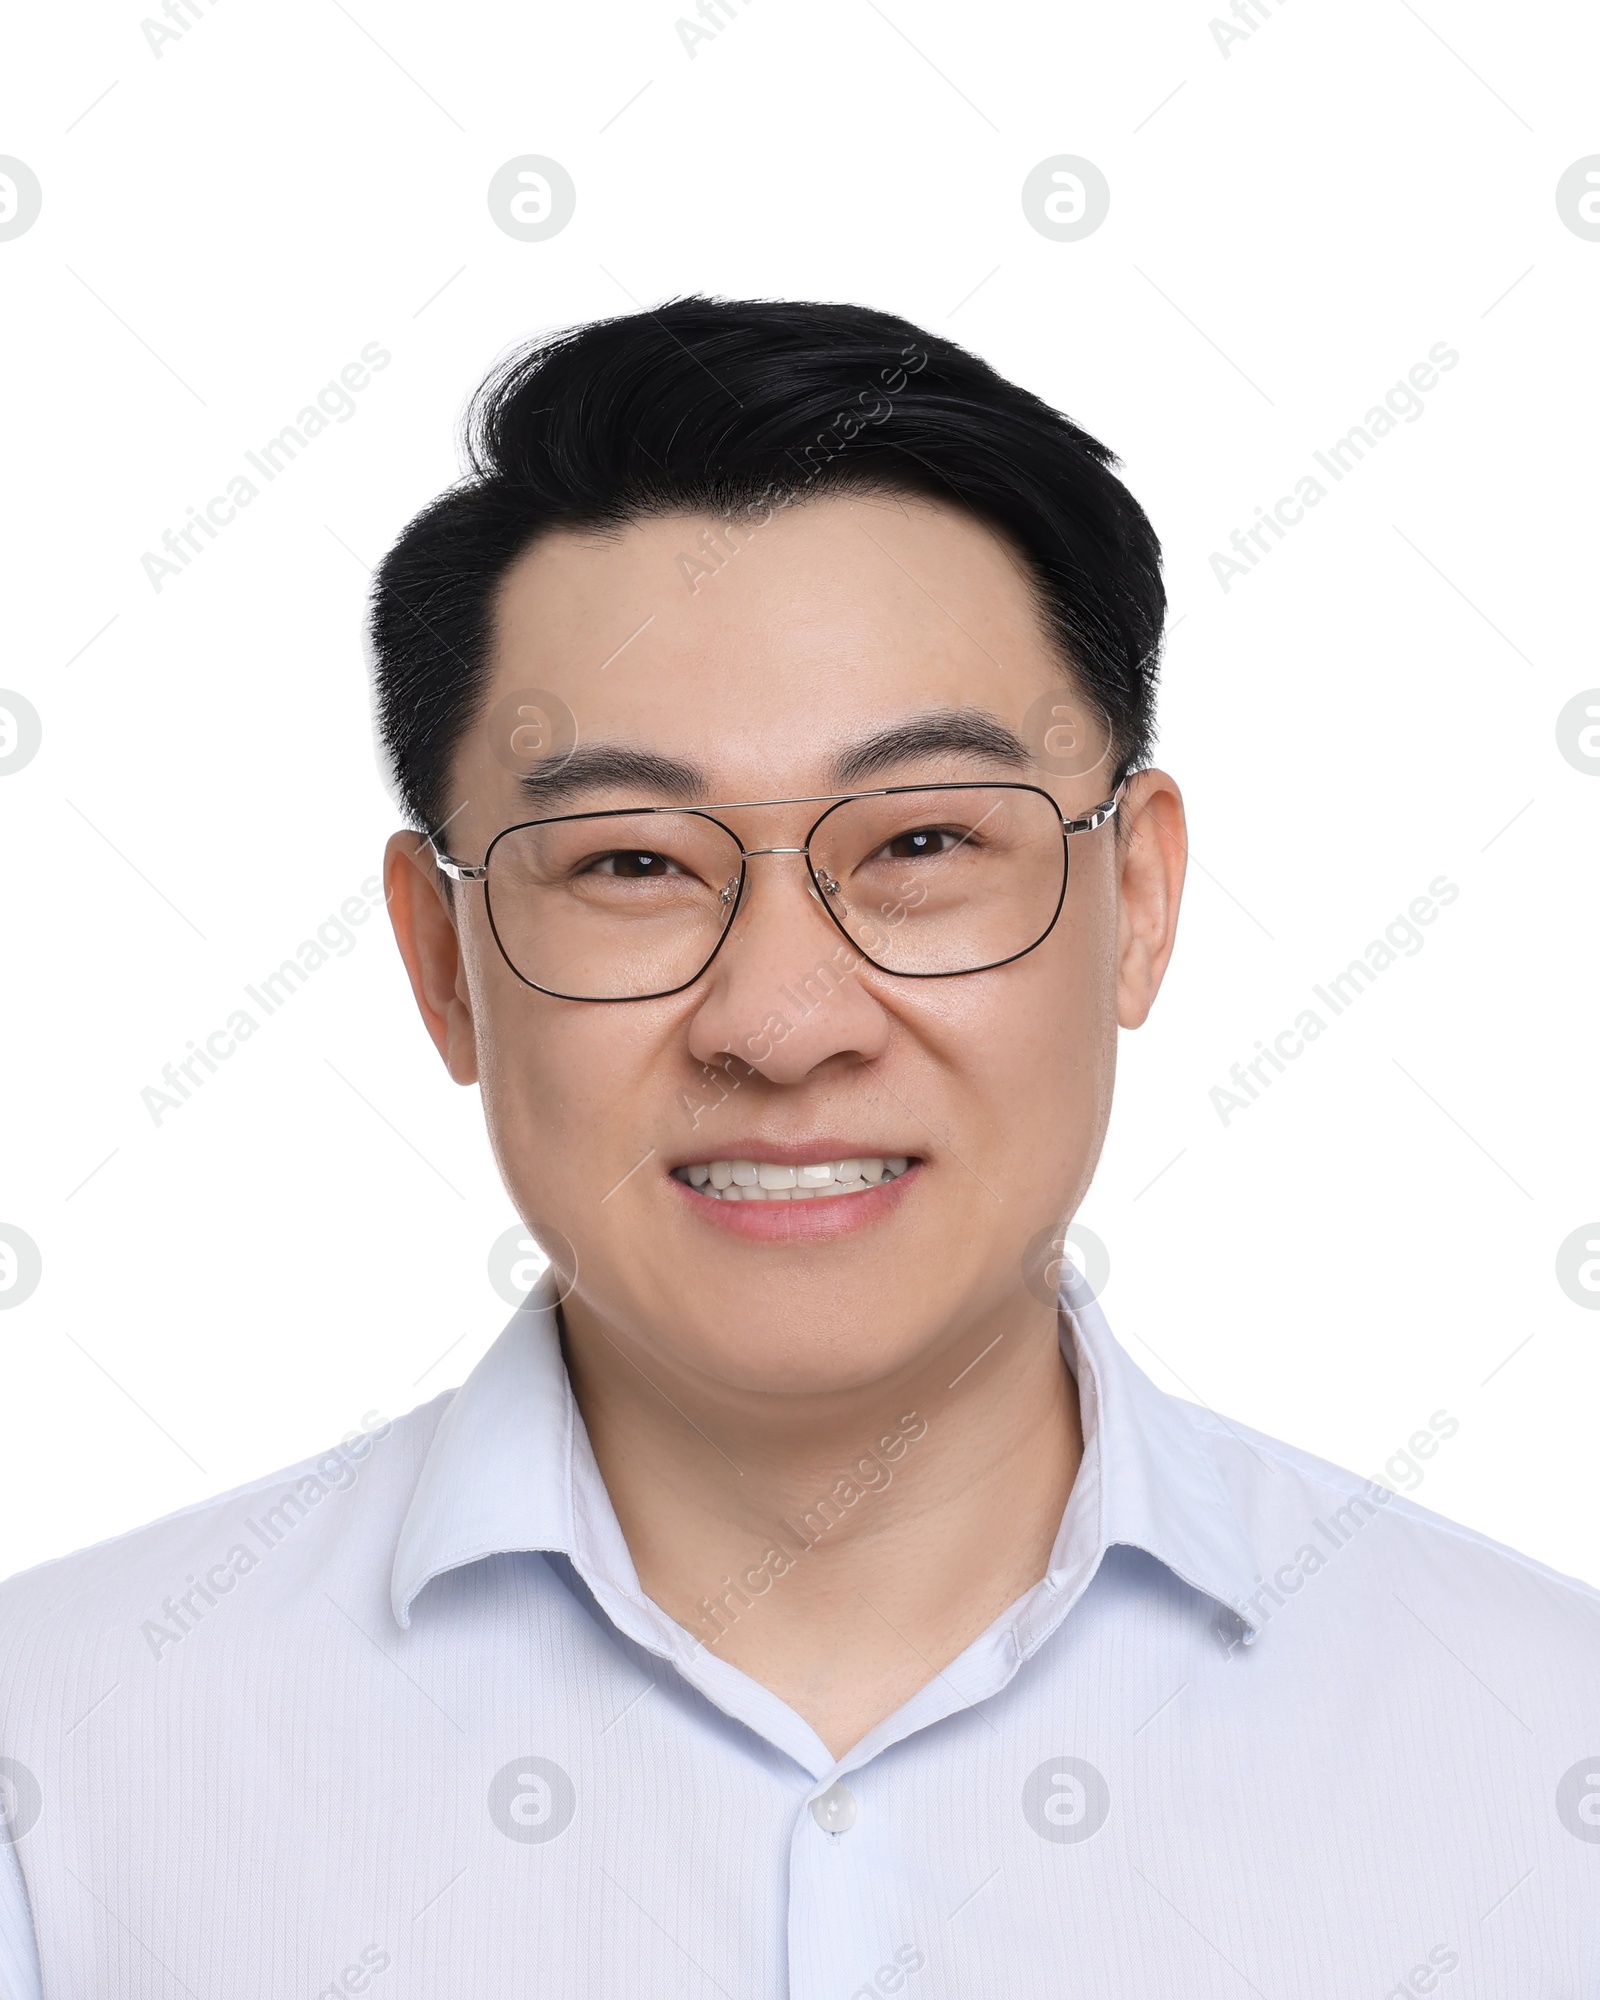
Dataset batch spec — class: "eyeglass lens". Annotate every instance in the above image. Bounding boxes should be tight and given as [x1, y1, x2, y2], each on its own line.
[482, 786, 1069, 1000]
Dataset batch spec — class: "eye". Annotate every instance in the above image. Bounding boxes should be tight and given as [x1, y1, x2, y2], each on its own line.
[585, 849, 685, 879]
[878, 826, 968, 862]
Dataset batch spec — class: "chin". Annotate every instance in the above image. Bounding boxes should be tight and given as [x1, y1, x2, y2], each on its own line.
[657, 1290, 932, 1399]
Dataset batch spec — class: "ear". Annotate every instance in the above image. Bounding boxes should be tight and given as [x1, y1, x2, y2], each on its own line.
[383, 831, 479, 1084]
[1114, 770, 1187, 1030]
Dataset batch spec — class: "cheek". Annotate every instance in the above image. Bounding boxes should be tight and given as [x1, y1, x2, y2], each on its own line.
[462, 920, 611, 1185]
[916, 933, 1113, 1177]
[463, 915, 693, 1207]
[1001, 971, 1111, 1152]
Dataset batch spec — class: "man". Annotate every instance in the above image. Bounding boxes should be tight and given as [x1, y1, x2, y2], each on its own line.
[2, 298, 1595, 1996]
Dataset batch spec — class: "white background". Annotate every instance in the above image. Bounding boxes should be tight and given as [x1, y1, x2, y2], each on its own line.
[1, 0, 1596, 1588]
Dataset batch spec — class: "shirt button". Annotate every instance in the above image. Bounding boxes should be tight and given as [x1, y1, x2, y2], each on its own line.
[810, 1780, 857, 1833]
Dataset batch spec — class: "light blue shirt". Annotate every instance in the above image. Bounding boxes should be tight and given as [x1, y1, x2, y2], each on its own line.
[2, 1261, 1597, 1996]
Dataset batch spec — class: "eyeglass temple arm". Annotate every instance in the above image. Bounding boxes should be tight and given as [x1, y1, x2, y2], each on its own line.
[1062, 777, 1127, 836]
[433, 855, 487, 881]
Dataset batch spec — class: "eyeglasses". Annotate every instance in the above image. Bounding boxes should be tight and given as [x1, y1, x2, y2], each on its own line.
[433, 779, 1124, 1003]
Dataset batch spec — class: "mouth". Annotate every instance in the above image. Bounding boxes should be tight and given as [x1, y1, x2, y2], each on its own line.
[670, 1154, 915, 1202]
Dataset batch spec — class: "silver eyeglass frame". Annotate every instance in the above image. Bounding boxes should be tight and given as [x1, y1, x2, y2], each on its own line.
[431, 776, 1127, 1002]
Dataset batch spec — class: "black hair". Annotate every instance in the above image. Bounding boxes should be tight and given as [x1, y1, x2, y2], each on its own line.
[369, 295, 1165, 837]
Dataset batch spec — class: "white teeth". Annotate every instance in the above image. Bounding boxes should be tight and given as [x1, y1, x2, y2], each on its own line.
[672, 1156, 917, 1202]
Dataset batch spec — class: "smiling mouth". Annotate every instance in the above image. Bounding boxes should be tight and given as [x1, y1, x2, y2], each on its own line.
[671, 1156, 915, 1202]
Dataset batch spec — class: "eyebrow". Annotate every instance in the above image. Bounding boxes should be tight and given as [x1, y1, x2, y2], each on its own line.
[512, 706, 1031, 816]
[516, 744, 709, 814]
[827, 708, 1030, 787]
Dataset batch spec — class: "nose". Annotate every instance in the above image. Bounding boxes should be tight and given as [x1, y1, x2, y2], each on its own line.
[685, 849, 891, 1083]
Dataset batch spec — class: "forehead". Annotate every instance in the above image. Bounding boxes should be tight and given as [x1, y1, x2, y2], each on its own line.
[478, 492, 1079, 798]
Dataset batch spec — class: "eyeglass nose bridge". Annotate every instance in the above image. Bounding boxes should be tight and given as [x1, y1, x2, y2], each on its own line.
[719, 845, 843, 907]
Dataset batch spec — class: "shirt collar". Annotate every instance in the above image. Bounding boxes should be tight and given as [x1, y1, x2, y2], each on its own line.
[1051, 1254, 1264, 1641]
[391, 1268, 575, 1629]
[392, 1257, 1266, 1643]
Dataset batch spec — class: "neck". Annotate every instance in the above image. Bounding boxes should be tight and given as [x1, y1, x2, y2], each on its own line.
[561, 1287, 1084, 1759]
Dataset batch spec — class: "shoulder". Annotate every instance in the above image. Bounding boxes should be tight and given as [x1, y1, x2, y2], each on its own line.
[0, 1393, 454, 1671]
[1183, 1399, 1600, 1655]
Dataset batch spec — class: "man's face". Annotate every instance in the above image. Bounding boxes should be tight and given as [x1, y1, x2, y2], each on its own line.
[388, 492, 1185, 1398]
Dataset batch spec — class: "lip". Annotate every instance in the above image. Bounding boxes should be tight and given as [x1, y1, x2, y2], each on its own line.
[667, 1158, 923, 1240]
